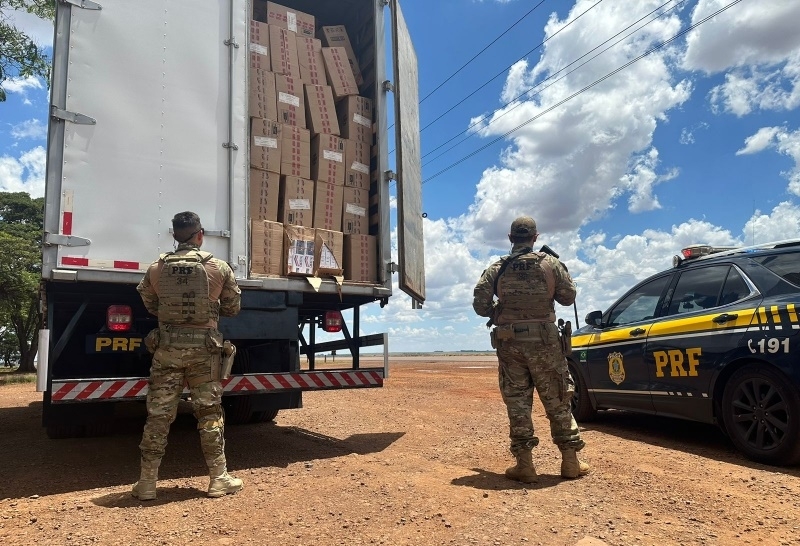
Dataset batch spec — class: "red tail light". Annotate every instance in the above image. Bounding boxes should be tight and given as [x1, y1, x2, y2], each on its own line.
[322, 311, 343, 333]
[107, 305, 133, 332]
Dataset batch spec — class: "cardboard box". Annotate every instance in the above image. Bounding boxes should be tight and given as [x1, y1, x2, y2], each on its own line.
[311, 134, 345, 186]
[322, 47, 359, 100]
[249, 69, 277, 121]
[344, 136, 371, 190]
[304, 84, 339, 136]
[337, 95, 373, 143]
[284, 224, 316, 276]
[251, 220, 284, 277]
[250, 118, 281, 173]
[249, 20, 271, 71]
[278, 175, 314, 227]
[296, 36, 327, 86]
[344, 234, 377, 282]
[314, 229, 344, 277]
[275, 74, 306, 128]
[313, 180, 343, 231]
[344, 138, 370, 189]
[265, 1, 315, 37]
[249, 169, 280, 222]
[318, 25, 363, 88]
[279, 124, 310, 179]
[269, 25, 301, 80]
[342, 187, 369, 235]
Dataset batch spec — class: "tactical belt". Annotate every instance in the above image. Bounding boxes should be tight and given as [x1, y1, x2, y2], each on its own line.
[159, 325, 210, 345]
[495, 320, 552, 341]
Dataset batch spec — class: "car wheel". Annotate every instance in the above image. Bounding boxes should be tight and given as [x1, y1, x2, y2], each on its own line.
[568, 360, 597, 422]
[722, 365, 800, 465]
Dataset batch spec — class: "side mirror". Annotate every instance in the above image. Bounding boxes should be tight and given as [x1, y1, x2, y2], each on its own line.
[584, 310, 603, 328]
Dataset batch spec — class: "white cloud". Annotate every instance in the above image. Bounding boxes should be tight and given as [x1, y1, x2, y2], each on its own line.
[10, 119, 47, 140]
[683, 0, 800, 73]
[736, 126, 800, 195]
[743, 202, 800, 245]
[7, 8, 54, 47]
[451, 0, 691, 251]
[682, 1, 800, 116]
[1, 76, 44, 105]
[0, 146, 46, 197]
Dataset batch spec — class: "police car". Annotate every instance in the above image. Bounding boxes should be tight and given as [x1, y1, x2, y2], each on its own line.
[568, 240, 800, 466]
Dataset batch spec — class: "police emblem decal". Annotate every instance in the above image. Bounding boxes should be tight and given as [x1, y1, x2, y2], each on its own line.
[607, 351, 625, 385]
[580, 350, 587, 362]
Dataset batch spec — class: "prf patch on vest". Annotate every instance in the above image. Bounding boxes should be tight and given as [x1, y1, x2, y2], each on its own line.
[496, 252, 556, 322]
[157, 251, 213, 324]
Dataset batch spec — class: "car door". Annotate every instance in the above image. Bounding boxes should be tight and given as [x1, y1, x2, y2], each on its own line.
[584, 273, 673, 414]
[646, 264, 757, 423]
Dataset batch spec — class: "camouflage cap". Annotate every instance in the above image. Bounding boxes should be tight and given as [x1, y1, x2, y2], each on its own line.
[509, 216, 537, 238]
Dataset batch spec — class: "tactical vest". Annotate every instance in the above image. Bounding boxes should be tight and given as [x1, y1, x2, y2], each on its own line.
[157, 250, 214, 325]
[494, 251, 556, 325]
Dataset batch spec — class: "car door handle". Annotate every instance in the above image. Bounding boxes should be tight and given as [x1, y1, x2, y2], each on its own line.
[713, 313, 738, 324]
[629, 328, 646, 336]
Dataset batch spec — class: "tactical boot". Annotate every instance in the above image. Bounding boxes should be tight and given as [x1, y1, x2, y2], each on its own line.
[504, 450, 538, 483]
[131, 459, 160, 501]
[208, 466, 243, 498]
[560, 449, 590, 479]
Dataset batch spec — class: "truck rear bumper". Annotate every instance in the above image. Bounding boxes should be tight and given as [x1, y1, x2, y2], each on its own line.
[50, 369, 384, 403]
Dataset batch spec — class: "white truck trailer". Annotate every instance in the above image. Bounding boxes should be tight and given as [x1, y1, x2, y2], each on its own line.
[38, 0, 425, 438]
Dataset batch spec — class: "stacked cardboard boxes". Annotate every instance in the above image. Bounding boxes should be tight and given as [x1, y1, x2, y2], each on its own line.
[249, 2, 375, 282]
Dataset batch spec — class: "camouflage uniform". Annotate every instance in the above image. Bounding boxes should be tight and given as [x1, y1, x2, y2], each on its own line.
[137, 242, 241, 473]
[473, 240, 585, 459]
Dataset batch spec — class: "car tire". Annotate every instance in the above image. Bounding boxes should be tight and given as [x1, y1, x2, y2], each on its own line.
[568, 360, 597, 422]
[722, 364, 800, 466]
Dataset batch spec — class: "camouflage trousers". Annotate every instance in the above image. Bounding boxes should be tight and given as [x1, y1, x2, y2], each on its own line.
[139, 336, 226, 470]
[496, 324, 585, 456]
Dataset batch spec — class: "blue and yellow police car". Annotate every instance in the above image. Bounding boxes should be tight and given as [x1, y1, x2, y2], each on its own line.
[569, 240, 800, 465]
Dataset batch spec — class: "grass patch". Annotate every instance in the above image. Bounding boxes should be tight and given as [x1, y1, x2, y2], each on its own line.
[0, 372, 37, 385]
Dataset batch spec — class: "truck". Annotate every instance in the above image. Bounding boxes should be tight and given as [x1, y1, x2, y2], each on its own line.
[37, 0, 425, 438]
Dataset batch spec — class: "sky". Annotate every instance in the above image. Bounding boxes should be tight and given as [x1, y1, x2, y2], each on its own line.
[3, 0, 800, 352]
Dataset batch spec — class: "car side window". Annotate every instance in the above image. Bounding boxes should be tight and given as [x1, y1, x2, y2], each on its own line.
[720, 268, 750, 305]
[606, 275, 671, 327]
[666, 266, 729, 316]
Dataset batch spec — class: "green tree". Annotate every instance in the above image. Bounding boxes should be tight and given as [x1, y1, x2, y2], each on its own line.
[0, 0, 54, 102]
[0, 191, 43, 373]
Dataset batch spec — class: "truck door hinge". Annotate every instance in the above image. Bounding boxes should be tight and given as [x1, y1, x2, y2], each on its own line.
[60, 0, 102, 10]
[224, 38, 239, 49]
[382, 80, 394, 93]
[43, 233, 91, 247]
[222, 142, 239, 150]
[384, 170, 395, 182]
[387, 262, 398, 274]
[51, 106, 96, 125]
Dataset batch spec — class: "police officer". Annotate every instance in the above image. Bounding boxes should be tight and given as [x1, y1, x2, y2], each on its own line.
[473, 216, 589, 482]
[132, 211, 243, 500]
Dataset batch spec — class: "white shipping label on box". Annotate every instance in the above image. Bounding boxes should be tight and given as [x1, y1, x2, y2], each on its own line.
[288, 240, 315, 274]
[345, 203, 366, 216]
[353, 114, 371, 127]
[250, 43, 269, 55]
[287, 12, 297, 33]
[289, 199, 311, 210]
[278, 92, 300, 107]
[323, 150, 343, 162]
[351, 161, 369, 174]
[319, 243, 340, 269]
[254, 136, 278, 148]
